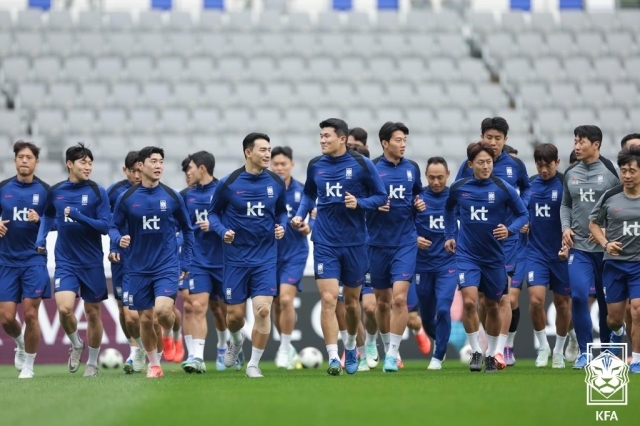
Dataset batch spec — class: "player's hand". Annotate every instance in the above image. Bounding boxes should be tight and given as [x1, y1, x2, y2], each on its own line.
[223, 230, 235, 244]
[310, 208, 317, 220]
[296, 222, 311, 236]
[275, 224, 285, 240]
[196, 220, 209, 232]
[0, 220, 9, 237]
[119, 235, 131, 248]
[558, 244, 569, 261]
[64, 206, 70, 217]
[179, 271, 189, 281]
[291, 216, 303, 228]
[345, 192, 358, 209]
[493, 224, 509, 241]
[588, 233, 598, 244]
[520, 222, 529, 233]
[108, 252, 120, 263]
[562, 229, 575, 248]
[378, 197, 390, 212]
[417, 236, 432, 250]
[445, 239, 456, 254]
[605, 241, 623, 256]
[413, 195, 426, 212]
[36, 246, 46, 254]
[28, 209, 40, 223]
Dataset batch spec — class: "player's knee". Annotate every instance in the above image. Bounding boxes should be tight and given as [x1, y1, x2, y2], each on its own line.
[462, 297, 476, 314]
[23, 309, 38, 326]
[57, 304, 74, 318]
[364, 303, 376, 317]
[320, 292, 337, 308]
[0, 310, 13, 324]
[391, 293, 407, 309]
[630, 302, 640, 319]
[530, 296, 545, 311]
[191, 299, 206, 316]
[279, 294, 294, 309]
[253, 298, 273, 333]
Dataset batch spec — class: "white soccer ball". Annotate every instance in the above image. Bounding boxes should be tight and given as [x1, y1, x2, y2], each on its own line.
[459, 344, 473, 364]
[298, 347, 323, 369]
[99, 348, 124, 369]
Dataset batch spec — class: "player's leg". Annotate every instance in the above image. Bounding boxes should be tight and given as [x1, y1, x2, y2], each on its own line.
[0, 266, 26, 373]
[223, 265, 251, 368]
[112, 265, 137, 372]
[459, 267, 483, 372]
[210, 298, 232, 370]
[370, 245, 393, 356]
[429, 269, 457, 369]
[362, 289, 379, 368]
[183, 269, 213, 373]
[495, 240, 518, 369]
[83, 301, 104, 376]
[602, 261, 628, 357]
[80, 268, 108, 377]
[478, 293, 487, 328]
[527, 259, 551, 367]
[505, 286, 521, 367]
[180, 288, 194, 366]
[407, 281, 429, 356]
[481, 266, 508, 373]
[171, 305, 184, 363]
[568, 250, 596, 368]
[591, 253, 610, 345]
[275, 284, 297, 368]
[139, 307, 162, 378]
[356, 309, 369, 371]
[54, 268, 86, 373]
[625, 302, 633, 352]
[548, 261, 571, 368]
[629, 296, 640, 372]
[335, 289, 347, 367]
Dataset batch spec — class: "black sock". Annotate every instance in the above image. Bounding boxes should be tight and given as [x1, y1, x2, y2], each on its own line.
[509, 307, 520, 333]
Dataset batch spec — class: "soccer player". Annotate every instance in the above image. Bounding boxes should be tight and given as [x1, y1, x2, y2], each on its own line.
[207, 133, 287, 378]
[292, 118, 387, 375]
[270, 146, 313, 369]
[455, 118, 530, 369]
[561, 125, 620, 368]
[0, 141, 51, 378]
[109, 146, 194, 378]
[589, 145, 640, 371]
[367, 121, 424, 373]
[445, 142, 528, 373]
[347, 127, 368, 149]
[526, 143, 571, 368]
[415, 156, 458, 370]
[36, 143, 110, 377]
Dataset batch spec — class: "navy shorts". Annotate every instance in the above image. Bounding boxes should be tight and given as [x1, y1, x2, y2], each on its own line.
[111, 262, 124, 301]
[415, 268, 458, 300]
[503, 238, 518, 276]
[0, 265, 51, 303]
[128, 273, 178, 311]
[511, 258, 527, 289]
[602, 260, 640, 304]
[54, 265, 107, 303]
[527, 257, 570, 296]
[369, 244, 418, 289]
[188, 267, 224, 301]
[568, 249, 603, 300]
[338, 273, 373, 302]
[277, 258, 306, 292]
[407, 281, 418, 312]
[314, 243, 368, 288]
[457, 258, 508, 302]
[224, 263, 277, 305]
[122, 273, 131, 307]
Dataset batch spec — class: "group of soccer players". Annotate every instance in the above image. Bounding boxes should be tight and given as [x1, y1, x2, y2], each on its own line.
[1, 116, 639, 378]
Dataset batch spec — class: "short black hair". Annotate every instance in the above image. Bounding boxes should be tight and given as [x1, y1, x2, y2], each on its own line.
[379, 121, 409, 145]
[620, 133, 640, 149]
[569, 149, 577, 164]
[617, 144, 640, 168]
[13, 140, 40, 159]
[271, 146, 293, 161]
[503, 144, 518, 155]
[65, 142, 93, 165]
[189, 150, 215, 176]
[319, 118, 348, 138]
[467, 141, 494, 162]
[481, 117, 509, 137]
[351, 145, 370, 158]
[138, 146, 164, 163]
[181, 156, 190, 173]
[427, 156, 448, 171]
[124, 151, 139, 169]
[348, 127, 368, 145]
[534, 143, 559, 164]
[242, 132, 270, 155]
[574, 125, 602, 147]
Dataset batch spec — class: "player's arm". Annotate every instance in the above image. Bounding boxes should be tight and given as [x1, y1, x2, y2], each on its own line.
[560, 174, 573, 232]
[588, 193, 609, 248]
[454, 162, 468, 181]
[175, 198, 194, 273]
[505, 185, 530, 235]
[517, 160, 532, 206]
[207, 183, 230, 238]
[35, 187, 57, 249]
[295, 161, 318, 219]
[411, 163, 426, 211]
[276, 188, 288, 230]
[67, 187, 110, 234]
[108, 193, 127, 250]
[176, 230, 184, 247]
[444, 189, 459, 240]
[357, 158, 388, 210]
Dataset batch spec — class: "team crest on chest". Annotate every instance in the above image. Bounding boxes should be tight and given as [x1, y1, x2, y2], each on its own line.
[506, 167, 513, 177]
[571, 177, 579, 185]
[294, 191, 301, 202]
[346, 168, 352, 179]
[32, 194, 39, 205]
[267, 186, 274, 197]
[160, 200, 167, 211]
[407, 170, 413, 181]
[597, 175, 604, 184]
[488, 191, 495, 203]
[552, 190, 558, 201]
[81, 195, 88, 205]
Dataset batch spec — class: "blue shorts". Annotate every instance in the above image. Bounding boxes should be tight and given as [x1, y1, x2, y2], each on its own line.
[314, 243, 368, 288]
[188, 267, 224, 301]
[503, 238, 518, 276]
[407, 281, 418, 312]
[368, 244, 417, 289]
[224, 263, 276, 305]
[54, 265, 107, 303]
[568, 249, 603, 299]
[511, 258, 527, 289]
[111, 262, 124, 301]
[457, 259, 508, 302]
[338, 273, 373, 302]
[128, 273, 178, 311]
[178, 277, 187, 291]
[0, 265, 51, 303]
[415, 268, 458, 299]
[602, 260, 640, 303]
[277, 258, 306, 292]
[527, 257, 570, 295]
[122, 273, 131, 307]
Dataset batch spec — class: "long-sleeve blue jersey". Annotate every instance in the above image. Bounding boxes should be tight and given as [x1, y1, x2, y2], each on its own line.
[528, 173, 564, 262]
[109, 183, 194, 275]
[0, 176, 50, 266]
[182, 180, 222, 269]
[445, 175, 529, 265]
[208, 167, 288, 266]
[37, 179, 110, 268]
[107, 179, 132, 269]
[279, 178, 313, 263]
[296, 150, 387, 246]
[416, 187, 456, 272]
[366, 156, 423, 247]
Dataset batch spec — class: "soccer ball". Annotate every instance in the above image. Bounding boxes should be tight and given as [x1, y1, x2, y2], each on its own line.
[99, 348, 124, 369]
[459, 344, 472, 364]
[298, 347, 323, 369]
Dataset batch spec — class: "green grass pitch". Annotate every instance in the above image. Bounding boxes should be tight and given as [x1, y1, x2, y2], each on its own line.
[0, 361, 638, 425]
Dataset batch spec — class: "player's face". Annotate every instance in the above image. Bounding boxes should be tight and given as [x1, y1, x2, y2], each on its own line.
[271, 153, 293, 180]
[383, 130, 406, 159]
[574, 137, 599, 160]
[14, 147, 38, 177]
[246, 139, 271, 170]
[481, 129, 506, 158]
[142, 153, 164, 182]
[320, 127, 346, 155]
[535, 159, 560, 180]
[469, 150, 493, 180]
[624, 138, 640, 149]
[426, 163, 449, 193]
[123, 164, 141, 185]
[620, 160, 640, 189]
[67, 156, 92, 182]
[347, 136, 364, 148]
[186, 161, 202, 186]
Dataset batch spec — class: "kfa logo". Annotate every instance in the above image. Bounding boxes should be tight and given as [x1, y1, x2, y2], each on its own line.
[429, 215, 444, 229]
[568, 254, 574, 264]
[580, 188, 596, 202]
[285, 204, 293, 218]
[317, 263, 324, 274]
[64, 216, 76, 223]
[407, 170, 413, 181]
[225, 288, 232, 300]
[12, 207, 28, 221]
[81, 195, 88, 205]
[388, 185, 406, 199]
[506, 166, 513, 177]
[365, 273, 371, 284]
[470, 206, 488, 221]
[458, 273, 465, 284]
[415, 273, 420, 285]
[597, 174, 604, 184]
[294, 191, 301, 202]
[585, 343, 629, 406]
[267, 186, 273, 198]
[622, 221, 640, 236]
[246, 202, 265, 217]
[160, 200, 167, 211]
[488, 192, 495, 203]
[194, 209, 207, 222]
[528, 271, 534, 282]
[551, 190, 558, 201]
[189, 279, 195, 290]
[346, 168, 352, 179]
[32, 194, 39, 205]
[535, 203, 551, 217]
[142, 215, 160, 230]
[325, 182, 343, 197]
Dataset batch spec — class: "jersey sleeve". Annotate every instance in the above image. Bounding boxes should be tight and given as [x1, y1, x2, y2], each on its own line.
[67, 186, 110, 234]
[505, 184, 529, 234]
[276, 186, 289, 229]
[35, 186, 57, 248]
[412, 162, 423, 203]
[444, 187, 459, 240]
[455, 162, 469, 181]
[297, 159, 318, 218]
[517, 160, 531, 206]
[108, 191, 127, 252]
[357, 157, 388, 210]
[560, 173, 573, 232]
[589, 192, 607, 227]
[174, 195, 194, 272]
[207, 180, 230, 238]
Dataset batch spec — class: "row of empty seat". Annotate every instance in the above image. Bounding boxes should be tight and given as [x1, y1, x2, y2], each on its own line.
[515, 82, 640, 110]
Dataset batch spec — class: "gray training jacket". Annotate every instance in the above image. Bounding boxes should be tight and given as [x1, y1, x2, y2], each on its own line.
[560, 157, 619, 253]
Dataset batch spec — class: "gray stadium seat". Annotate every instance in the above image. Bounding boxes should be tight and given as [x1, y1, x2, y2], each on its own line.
[161, 135, 192, 160]
[98, 109, 127, 134]
[575, 32, 607, 59]
[287, 13, 313, 32]
[31, 57, 61, 83]
[14, 32, 43, 57]
[67, 108, 97, 134]
[76, 32, 106, 58]
[49, 83, 78, 109]
[458, 59, 491, 83]
[605, 32, 636, 59]
[258, 11, 284, 32]
[435, 108, 465, 132]
[533, 57, 565, 82]
[531, 12, 557, 33]
[0, 32, 11, 57]
[469, 12, 497, 38]
[203, 83, 232, 107]
[95, 57, 124, 83]
[325, 83, 355, 108]
[618, 10, 640, 33]
[2, 56, 30, 83]
[405, 109, 435, 136]
[563, 57, 594, 83]
[35, 109, 65, 136]
[349, 34, 381, 58]
[64, 56, 93, 82]
[137, 32, 166, 58]
[279, 57, 306, 82]
[77, 11, 103, 30]
[516, 33, 546, 59]
[156, 57, 184, 83]
[108, 33, 136, 57]
[317, 12, 344, 33]
[141, 82, 173, 108]
[347, 13, 372, 33]
[47, 32, 74, 58]
[160, 109, 190, 133]
[376, 107, 404, 123]
[549, 83, 581, 109]
[17, 83, 47, 110]
[192, 108, 221, 133]
[227, 11, 254, 33]
[446, 83, 477, 109]
[439, 134, 469, 155]
[483, 33, 516, 65]
[580, 83, 611, 108]
[247, 57, 277, 83]
[598, 108, 629, 135]
[139, 11, 164, 31]
[339, 57, 369, 83]
[217, 57, 247, 82]
[198, 10, 224, 32]
[429, 58, 459, 82]
[126, 57, 154, 81]
[385, 83, 415, 107]
[610, 83, 638, 109]
[107, 12, 134, 31]
[221, 108, 252, 132]
[48, 11, 73, 31]
[501, 12, 529, 34]
[111, 82, 140, 108]
[546, 33, 575, 58]
[229, 34, 260, 58]
[129, 109, 158, 134]
[17, 10, 43, 30]
[567, 109, 597, 129]
[343, 108, 376, 131]
[283, 109, 314, 133]
[263, 83, 294, 107]
[476, 84, 510, 109]
[232, 83, 264, 108]
[187, 57, 215, 82]
[79, 83, 109, 108]
[518, 83, 550, 110]
[260, 34, 288, 59]
[254, 108, 283, 134]
[397, 58, 428, 83]
[589, 12, 618, 34]
[0, 111, 23, 138]
[0, 11, 11, 30]
[308, 57, 336, 82]
[168, 11, 193, 31]
[354, 83, 384, 108]
[437, 34, 469, 59]
[466, 108, 496, 130]
[288, 34, 318, 59]
[598, 57, 625, 83]
[501, 57, 533, 86]
[168, 33, 198, 58]
[559, 11, 590, 33]
[376, 11, 402, 32]
[535, 108, 567, 135]
[379, 34, 408, 58]
[173, 83, 202, 109]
